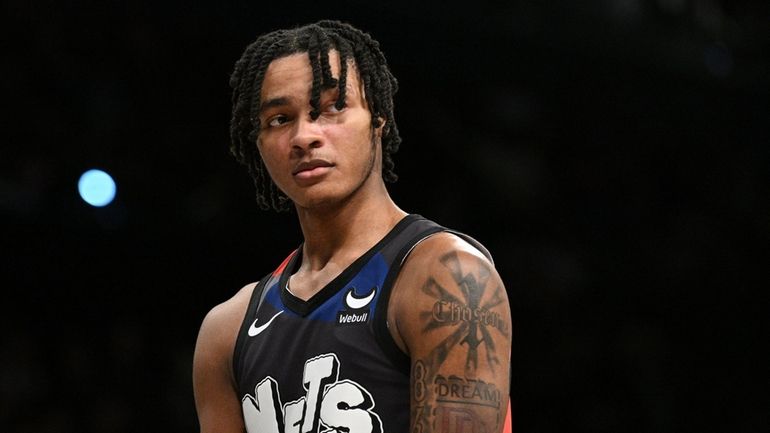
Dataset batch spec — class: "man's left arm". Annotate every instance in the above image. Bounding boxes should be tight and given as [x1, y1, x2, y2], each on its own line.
[391, 233, 512, 433]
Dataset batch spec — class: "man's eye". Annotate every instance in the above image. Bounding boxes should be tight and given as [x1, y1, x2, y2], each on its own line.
[325, 101, 346, 113]
[266, 115, 288, 127]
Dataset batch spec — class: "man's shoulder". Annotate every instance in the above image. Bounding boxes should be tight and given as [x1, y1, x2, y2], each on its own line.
[392, 230, 498, 298]
[198, 282, 258, 341]
[209, 282, 257, 318]
[409, 230, 493, 268]
[193, 281, 260, 391]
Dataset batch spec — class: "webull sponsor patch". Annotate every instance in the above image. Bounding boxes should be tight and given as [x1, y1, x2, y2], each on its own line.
[336, 310, 369, 324]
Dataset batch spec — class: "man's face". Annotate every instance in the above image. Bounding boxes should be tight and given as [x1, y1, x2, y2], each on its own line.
[256, 50, 382, 210]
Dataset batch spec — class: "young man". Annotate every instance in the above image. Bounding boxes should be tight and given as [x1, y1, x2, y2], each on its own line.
[193, 20, 512, 433]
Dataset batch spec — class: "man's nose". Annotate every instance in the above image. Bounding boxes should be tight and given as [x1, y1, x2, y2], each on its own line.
[290, 115, 324, 154]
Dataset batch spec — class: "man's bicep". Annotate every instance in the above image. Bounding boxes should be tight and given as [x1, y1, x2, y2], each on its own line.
[404, 249, 511, 433]
[193, 306, 247, 433]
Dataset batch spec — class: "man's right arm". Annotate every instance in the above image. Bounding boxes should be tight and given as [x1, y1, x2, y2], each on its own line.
[192, 283, 256, 433]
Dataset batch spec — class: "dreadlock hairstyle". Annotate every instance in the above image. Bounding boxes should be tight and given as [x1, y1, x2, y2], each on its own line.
[228, 20, 401, 211]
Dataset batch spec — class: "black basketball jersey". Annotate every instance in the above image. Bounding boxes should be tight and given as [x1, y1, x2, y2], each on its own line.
[232, 214, 492, 433]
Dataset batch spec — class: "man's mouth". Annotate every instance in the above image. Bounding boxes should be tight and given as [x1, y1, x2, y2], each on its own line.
[292, 159, 335, 177]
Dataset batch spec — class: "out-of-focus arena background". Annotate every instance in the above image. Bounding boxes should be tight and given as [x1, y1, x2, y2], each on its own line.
[2, 1, 768, 432]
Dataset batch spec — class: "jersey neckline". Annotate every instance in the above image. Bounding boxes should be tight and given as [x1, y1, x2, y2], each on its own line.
[277, 214, 422, 317]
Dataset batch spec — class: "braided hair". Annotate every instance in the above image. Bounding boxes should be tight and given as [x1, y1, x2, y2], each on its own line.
[229, 20, 401, 211]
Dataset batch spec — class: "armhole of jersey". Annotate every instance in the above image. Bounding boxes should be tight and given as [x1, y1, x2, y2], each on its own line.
[232, 274, 272, 386]
[372, 227, 445, 374]
[446, 229, 494, 265]
[372, 227, 495, 375]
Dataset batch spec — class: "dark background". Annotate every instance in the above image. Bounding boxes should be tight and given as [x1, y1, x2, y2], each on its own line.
[2, 1, 768, 432]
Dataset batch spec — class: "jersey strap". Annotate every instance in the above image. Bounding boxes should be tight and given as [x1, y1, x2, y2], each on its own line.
[231, 251, 296, 384]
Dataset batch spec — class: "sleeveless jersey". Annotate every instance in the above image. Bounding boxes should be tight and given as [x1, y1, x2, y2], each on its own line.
[232, 214, 493, 433]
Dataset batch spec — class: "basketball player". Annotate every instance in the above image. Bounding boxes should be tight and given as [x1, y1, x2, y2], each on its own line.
[192, 20, 512, 433]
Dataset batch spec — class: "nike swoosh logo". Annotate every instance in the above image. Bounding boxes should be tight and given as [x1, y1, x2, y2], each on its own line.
[345, 287, 376, 310]
[248, 310, 284, 337]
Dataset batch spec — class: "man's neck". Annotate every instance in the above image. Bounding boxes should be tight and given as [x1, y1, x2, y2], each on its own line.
[294, 185, 406, 272]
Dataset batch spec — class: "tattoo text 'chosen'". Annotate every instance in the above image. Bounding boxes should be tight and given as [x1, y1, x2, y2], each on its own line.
[432, 301, 508, 335]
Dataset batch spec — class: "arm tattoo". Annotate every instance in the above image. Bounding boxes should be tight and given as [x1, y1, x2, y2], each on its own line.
[420, 252, 509, 376]
[411, 252, 510, 433]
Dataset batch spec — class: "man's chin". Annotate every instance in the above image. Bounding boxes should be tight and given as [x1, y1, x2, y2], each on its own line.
[292, 193, 345, 212]
[297, 188, 372, 213]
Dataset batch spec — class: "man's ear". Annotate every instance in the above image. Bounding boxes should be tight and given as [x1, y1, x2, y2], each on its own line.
[374, 116, 386, 136]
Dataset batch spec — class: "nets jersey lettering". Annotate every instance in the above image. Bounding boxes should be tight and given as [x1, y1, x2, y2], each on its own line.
[242, 353, 382, 433]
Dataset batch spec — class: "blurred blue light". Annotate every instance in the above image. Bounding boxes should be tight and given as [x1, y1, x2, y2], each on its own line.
[78, 169, 116, 207]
